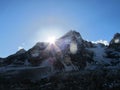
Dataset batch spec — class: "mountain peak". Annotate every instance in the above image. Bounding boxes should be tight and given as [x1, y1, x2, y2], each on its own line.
[109, 33, 120, 50]
[114, 33, 120, 38]
[59, 30, 82, 40]
[16, 49, 26, 55]
[65, 30, 81, 37]
[66, 30, 80, 35]
[110, 33, 120, 44]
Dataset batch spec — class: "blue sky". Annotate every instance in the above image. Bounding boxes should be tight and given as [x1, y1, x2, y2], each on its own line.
[0, 0, 120, 57]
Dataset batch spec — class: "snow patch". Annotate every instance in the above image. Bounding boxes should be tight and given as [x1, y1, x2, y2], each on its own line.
[88, 44, 111, 64]
[92, 40, 109, 46]
[32, 53, 39, 57]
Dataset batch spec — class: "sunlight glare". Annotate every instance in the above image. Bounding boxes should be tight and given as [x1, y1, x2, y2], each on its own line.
[47, 36, 56, 44]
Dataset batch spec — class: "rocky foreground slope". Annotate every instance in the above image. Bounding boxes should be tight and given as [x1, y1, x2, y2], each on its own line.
[0, 31, 120, 90]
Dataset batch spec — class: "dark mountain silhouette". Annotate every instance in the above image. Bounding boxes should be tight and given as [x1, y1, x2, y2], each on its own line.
[0, 31, 120, 90]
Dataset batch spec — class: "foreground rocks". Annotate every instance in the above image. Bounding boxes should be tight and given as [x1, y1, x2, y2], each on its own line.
[1, 68, 120, 90]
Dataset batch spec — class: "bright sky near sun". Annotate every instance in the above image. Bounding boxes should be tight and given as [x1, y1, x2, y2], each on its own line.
[0, 0, 120, 57]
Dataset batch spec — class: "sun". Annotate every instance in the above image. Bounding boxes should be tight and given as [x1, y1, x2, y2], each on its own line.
[47, 36, 56, 44]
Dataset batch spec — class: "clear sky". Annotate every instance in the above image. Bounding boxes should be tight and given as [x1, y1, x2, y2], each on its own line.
[0, 0, 120, 57]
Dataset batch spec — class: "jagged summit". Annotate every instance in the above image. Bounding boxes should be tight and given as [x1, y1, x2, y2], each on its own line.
[16, 49, 26, 55]
[59, 30, 82, 40]
[56, 30, 84, 48]
[110, 33, 120, 44]
[114, 33, 120, 38]
[33, 42, 49, 50]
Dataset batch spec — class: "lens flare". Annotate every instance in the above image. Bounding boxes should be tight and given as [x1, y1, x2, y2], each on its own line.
[47, 36, 56, 44]
[114, 39, 119, 43]
[70, 42, 78, 54]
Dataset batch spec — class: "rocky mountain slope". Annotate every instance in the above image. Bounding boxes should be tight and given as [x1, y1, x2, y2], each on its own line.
[0, 31, 120, 90]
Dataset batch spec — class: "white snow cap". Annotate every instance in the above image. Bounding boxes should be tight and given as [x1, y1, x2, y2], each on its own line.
[92, 40, 109, 46]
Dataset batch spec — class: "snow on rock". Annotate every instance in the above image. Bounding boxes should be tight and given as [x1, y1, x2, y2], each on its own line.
[40, 57, 56, 72]
[88, 44, 111, 64]
[40, 58, 52, 67]
[31, 52, 39, 57]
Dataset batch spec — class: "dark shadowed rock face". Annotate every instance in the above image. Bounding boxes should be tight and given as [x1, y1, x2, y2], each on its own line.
[1, 53, 28, 66]
[16, 49, 26, 55]
[0, 30, 94, 70]
[59, 30, 82, 40]
[109, 33, 120, 50]
[0, 31, 120, 90]
[26, 42, 49, 66]
[55, 30, 94, 69]
[106, 33, 120, 59]
[0, 31, 120, 71]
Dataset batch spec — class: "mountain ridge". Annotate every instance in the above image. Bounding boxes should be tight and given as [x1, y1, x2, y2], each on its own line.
[0, 31, 120, 68]
[0, 30, 120, 90]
